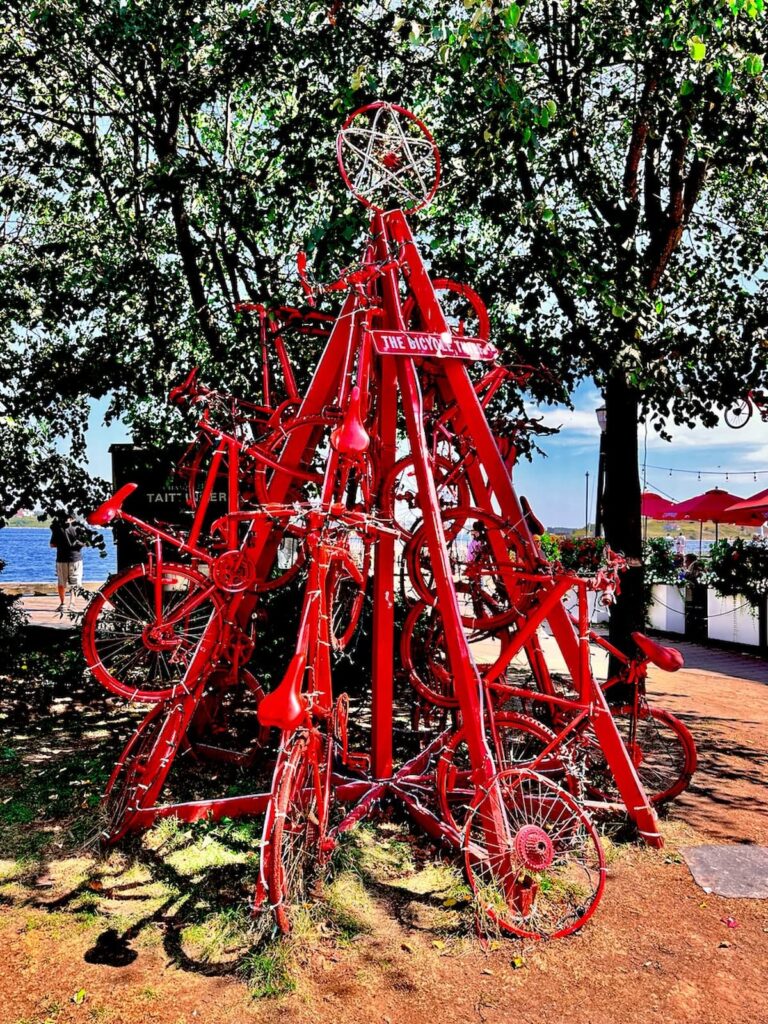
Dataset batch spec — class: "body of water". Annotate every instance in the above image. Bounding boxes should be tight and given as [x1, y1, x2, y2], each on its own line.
[0, 527, 117, 582]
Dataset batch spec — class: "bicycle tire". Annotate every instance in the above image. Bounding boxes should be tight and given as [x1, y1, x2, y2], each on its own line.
[382, 453, 471, 540]
[264, 730, 331, 933]
[581, 704, 697, 806]
[437, 712, 579, 834]
[83, 562, 223, 702]
[463, 768, 606, 940]
[327, 547, 368, 651]
[101, 700, 185, 844]
[724, 398, 752, 429]
[404, 507, 524, 631]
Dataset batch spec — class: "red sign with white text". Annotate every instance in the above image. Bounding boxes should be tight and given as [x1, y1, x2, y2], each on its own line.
[371, 330, 497, 362]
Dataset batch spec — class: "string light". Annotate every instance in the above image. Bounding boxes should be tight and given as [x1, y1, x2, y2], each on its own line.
[645, 463, 768, 477]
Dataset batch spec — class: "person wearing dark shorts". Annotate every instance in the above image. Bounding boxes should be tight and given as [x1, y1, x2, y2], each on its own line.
[50, 515, 84, 612]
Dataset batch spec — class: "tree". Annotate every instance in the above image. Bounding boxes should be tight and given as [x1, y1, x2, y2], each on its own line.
[0, 0, 391, 519]
[2, 1, 767, 662]
[416, 0, 768, 654]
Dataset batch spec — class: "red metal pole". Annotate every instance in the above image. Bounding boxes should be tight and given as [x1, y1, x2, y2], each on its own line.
[371, 354, 397, 779]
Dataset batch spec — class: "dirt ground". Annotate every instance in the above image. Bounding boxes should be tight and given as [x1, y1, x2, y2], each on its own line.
[1, 640, 767, 1024]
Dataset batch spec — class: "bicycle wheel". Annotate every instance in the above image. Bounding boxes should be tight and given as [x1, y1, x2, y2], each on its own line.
[83, 562, 223, 702]
[400, 601, 514, 708]
[187, 668, 270, 765]
[337, 101, 440, 214]
[463, 769, 606, 940]
[581, 704, 697, 806]
[724, 398, 752, 429]
[382, 454, 471, 540]
[101, 700, 186, 844]
[264, 729, 331, 933]
[431, 278, 491, 340]
[401, 601, 456, 707]
[405, 508, 524, 630]
[437, 713, 579, 834]
[326, 545, 369, 651]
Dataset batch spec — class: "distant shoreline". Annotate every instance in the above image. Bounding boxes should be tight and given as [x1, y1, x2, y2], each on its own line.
[5, 516, 53, 528]
[1, 582, 103, 594]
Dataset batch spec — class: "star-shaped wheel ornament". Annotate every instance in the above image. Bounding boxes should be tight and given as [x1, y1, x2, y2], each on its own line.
[336, 101, 441, 214]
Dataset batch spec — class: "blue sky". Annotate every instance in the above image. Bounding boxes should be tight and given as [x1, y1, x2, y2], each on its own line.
[516, 381, 768, 529]
[85, 383, 768, 529]
[85, 397, 130, 484]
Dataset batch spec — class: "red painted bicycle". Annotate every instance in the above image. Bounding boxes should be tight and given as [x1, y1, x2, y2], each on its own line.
[724, 389, 768, 429]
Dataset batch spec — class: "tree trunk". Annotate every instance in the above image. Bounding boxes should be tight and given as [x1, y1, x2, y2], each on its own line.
[602, 370, 644, 696]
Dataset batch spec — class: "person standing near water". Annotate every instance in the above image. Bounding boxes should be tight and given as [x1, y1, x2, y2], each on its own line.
[49, 514, 84, 612]
[674, 531, 687, 564]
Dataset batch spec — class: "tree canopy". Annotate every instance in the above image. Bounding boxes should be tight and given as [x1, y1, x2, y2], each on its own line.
[1, 0, 767, 582]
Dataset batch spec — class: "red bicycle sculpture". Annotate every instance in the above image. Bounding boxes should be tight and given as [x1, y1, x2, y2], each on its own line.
[83, 101, 696, 941]
[724, 389, 768, 429]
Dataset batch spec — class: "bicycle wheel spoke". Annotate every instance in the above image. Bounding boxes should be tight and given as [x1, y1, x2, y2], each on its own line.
[464, 769, 605, 940]
[83, 564, 221, 701]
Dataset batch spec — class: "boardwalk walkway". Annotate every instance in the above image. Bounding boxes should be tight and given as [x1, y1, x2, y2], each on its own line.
[13, 587, 766, 682]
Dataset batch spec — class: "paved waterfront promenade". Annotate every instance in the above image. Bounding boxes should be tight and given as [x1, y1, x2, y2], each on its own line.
[10, 585, 766, 682]
[9, 585, 99, 629]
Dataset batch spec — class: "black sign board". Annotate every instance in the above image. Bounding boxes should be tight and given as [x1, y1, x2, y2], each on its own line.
[109, 443, 228, 570]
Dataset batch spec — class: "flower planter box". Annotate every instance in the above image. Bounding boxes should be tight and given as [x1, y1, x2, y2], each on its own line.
[706, 591, 761, 646]
[647, 584, 686, 635]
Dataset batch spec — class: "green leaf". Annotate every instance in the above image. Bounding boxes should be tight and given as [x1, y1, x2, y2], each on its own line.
[688, 37, 706, 62]
[718, 66, 734, 92]
[541, 208, 555, 222]
[744, 54, 764, 76]
[680, 79, 695, 96]
[503, 4, 522, 29]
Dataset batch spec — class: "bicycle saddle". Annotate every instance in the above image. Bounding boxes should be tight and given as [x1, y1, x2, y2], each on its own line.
[257, 652, 308, 731]
[331, 385, 370, 455]
[521, 495, 545, 536]
[631, 631, 684, 672]
[87, 482, 139, 526]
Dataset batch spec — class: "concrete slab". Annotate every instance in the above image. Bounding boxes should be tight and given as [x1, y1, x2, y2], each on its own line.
[680, 844, 768, 898]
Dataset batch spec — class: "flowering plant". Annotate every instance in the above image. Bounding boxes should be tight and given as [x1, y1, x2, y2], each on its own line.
[643, 537, 684, 586]
[702, 537, 768, 607]
[541, 534, 606, 575]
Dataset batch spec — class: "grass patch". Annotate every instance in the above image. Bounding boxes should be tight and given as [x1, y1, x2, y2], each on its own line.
[320, 871, 376, 939]
[0, 857, 36, 883]
[334, 824, 416, 883]
[241, 941, 296, 999]
[180, 907, 253, 963]
[144, 816, 260, 879]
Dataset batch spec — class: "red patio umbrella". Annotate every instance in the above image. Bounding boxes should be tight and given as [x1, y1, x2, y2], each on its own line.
[725, 487, 768, 518]
[641, 491, 676, 518]
[662, 487, 764, 544]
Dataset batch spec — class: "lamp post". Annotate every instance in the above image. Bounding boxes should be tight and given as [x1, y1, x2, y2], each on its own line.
[595, 404, 607, 538]
[585, 470, 590, 536]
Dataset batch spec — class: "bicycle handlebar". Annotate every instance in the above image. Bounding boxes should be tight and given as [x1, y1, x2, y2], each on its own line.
[297, 249, 399, 301]
[169, 367, 206, 407]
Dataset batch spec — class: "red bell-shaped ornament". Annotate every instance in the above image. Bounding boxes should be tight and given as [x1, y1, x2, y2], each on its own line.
[331, 385, 370, 455]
